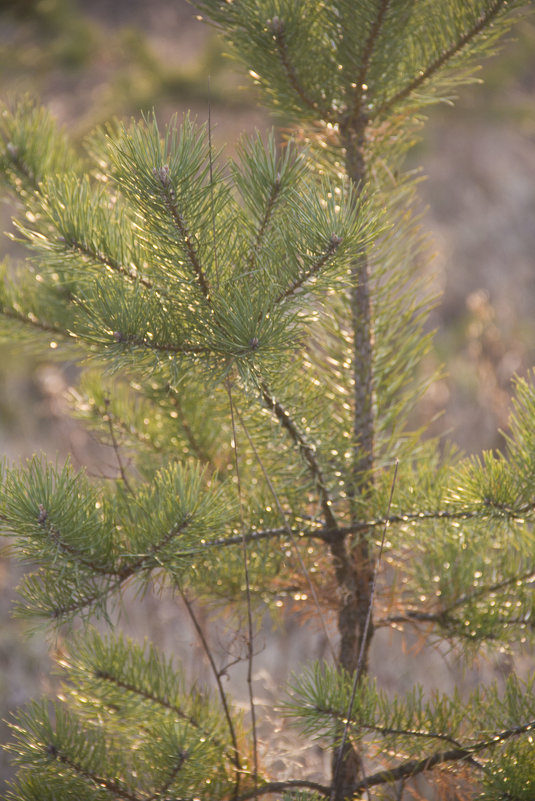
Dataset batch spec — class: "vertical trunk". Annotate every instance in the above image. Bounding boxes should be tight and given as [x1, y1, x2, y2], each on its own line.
[331, 116, 375, 799]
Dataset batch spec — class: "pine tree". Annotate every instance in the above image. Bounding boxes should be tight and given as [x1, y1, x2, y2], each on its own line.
[1, 1, 535, 799]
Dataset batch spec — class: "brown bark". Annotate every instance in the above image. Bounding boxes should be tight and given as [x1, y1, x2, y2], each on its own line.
[329, 110, 375, 798]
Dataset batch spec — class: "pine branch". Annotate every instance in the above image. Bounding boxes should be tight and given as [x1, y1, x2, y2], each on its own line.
[63, 235, 154, 290]
[33, 510, 116, 577]
[3, 141, 37, 188]
[273, 233, 343, 306]
[376, 0, 512, 118]
[18, 492, 529, 590]
[109, 330, 210, 355]
[230, 722, 535, 800]
[171, 498, 535, 553]
[267, 16, 335, 122]
[0, 305, 69, 338]
[346, 718, 535, 794]
[439, 566, 535, 618]
[145, 751, 188, 801]
[89, 665, 228, 753]
[348, 0, 392, 125]
[153, 164, 212, 300]
[302, 694, 470, 751]
[169, 392, 214, 466]
[248, 174, 281, 272]
[378, 567, 535, 632]
[45, 746, 142, 801]
[260, 380, 339, 529]
[40, 513, 194, 621]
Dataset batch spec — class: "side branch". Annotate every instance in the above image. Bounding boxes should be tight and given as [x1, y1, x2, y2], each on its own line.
[48, 748, 142, 801]
[92, 667, 230, 756]
[229, 718, 535, 801]
[36, 510, 117, 577]
[111, 331, 210, 355]
[65, 236, 154, 290]
[378, 567, 535, 631]
[273, 234, 343, 305]
[376, 0, 510, 118]
[346, 719, 535, 794]
[112, 499, 535, 556]
[350, 0, 391, 122]
[46, 514, 194, 620]
[0, 305, 69, 337]
[267, 16, 335, 123]
[153, 165, 211, 299]
[248, 176, 281, 271]
[260, 380, 338, 529]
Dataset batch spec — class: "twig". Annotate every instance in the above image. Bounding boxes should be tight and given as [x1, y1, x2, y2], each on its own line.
[234, 403, 338, 665]
[227, 381, 259, 788]
[348, 0, 391, 125]
[48, 747, 143, 801]
[272, 233, 343, 306]
[103, 397, 134, 495]
[260, 380, 338, 530]
[153, 165, 212, 300]
[345, 718, 535, 794]
[177, 586, 242, 796]
[375, 0, 510, 118]
[110, 331, 210, 355]
[248, 174, 281, 273]
[65, 236, 154, 290]
[268, 16, 335, 122]
[208, 81, 220, 291]
[145, 751, 188, 801]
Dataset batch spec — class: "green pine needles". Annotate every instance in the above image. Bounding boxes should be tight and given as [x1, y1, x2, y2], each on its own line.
[1, 1, 534, 799]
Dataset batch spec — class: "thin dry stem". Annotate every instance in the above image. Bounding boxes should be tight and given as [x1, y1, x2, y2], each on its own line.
[234, 403, 338, 664]
[227, 381, 259, 788]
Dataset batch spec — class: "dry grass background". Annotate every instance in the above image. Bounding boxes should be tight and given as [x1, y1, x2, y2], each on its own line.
[0, 0, 534, 793]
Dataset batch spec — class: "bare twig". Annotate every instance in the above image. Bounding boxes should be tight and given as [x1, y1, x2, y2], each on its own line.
[103, 397, 134, 495]
[178, 586, 242, 796]
[208, 82, 220, 291]
[227, 381, 259, 788]
[234, 403, 338, 664]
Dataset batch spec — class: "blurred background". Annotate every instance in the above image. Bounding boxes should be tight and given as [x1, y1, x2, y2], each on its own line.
[0, 0, 534, 791]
